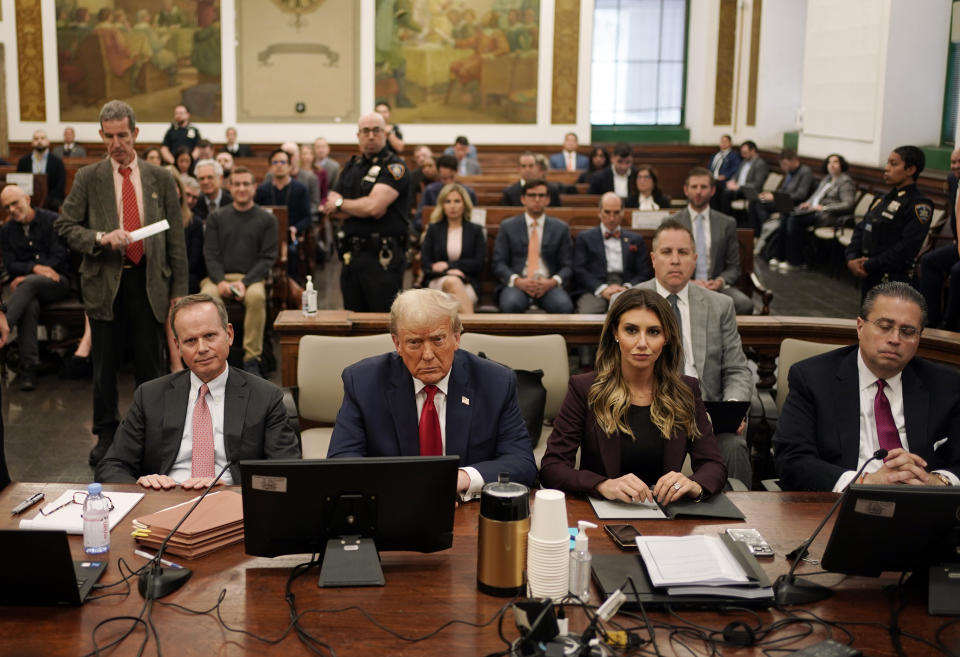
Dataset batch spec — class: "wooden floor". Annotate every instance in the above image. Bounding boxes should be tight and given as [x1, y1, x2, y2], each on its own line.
[2, 255, 861, 485]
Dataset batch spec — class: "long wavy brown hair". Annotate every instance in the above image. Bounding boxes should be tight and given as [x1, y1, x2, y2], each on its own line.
[588, 288, 700, 441]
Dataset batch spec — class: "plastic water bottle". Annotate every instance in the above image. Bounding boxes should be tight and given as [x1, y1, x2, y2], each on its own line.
[83, 483, 111, 554]
[302, 275, 318, 316]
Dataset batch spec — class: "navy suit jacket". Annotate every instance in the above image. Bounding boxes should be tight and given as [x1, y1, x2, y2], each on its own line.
[549, 152, 589, 171]
[708, 149, 741, 180]
[327, 350, 537, 487]
[572, 226, 651, 298]
[773, 345, 960, 491]
[491, 214, 573, 292]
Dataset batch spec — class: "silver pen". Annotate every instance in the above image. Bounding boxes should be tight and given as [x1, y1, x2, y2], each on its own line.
[11, 492, 44, 515]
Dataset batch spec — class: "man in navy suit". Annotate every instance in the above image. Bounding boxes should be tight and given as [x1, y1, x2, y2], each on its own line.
[327, 289, 537, 498]
[774, 282, 960, 491]
[492, 179, 574, 313]
[919, 147, 960, 331]
[708, 134, 740, 184]
[573, 192, 652, 313]
[549, 133, 589, 171]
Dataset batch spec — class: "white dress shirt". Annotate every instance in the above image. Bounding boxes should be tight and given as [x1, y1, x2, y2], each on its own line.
[653, 279, 697, 378]
[413, 371, 484, 500]
[613, 168, 630, 198]
[736, 159, 753, 186]
[169, 367, 232, 484]
[831, 352, 960, 492]
[636, 194, 660, 211]
[594, 225, 625, 297]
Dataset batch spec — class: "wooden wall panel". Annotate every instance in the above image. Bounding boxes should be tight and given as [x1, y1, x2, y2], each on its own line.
[551, 0, 580, 124]
[15, 0, 45, 122]
[713, 0, 737, 125]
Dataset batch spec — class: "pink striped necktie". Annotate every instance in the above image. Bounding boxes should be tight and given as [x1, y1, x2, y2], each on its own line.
[191, 383, 215, 478]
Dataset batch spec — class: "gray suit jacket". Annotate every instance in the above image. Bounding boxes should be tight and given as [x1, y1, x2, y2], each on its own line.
[733, 157, 770, 191]
[95, 367, 301, 484]
[780, 164, 815, 203]
[459, 158, 482, 175]
[672, 208, 741, 286]
[55, 158, 188, 323]
[52, 144, 87, 158]
[637, 280, 753, 402]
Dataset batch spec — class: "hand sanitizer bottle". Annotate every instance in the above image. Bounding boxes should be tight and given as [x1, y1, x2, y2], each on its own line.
[302, 275, 318, 316]
[569, 520, 597, 601]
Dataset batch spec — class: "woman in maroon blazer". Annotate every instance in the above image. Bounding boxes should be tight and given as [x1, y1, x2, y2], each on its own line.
[540, 288, 726, 503]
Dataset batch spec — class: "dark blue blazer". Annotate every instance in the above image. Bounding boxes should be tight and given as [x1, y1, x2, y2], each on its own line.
[254, 179, 311, 233]
[328, 350, 537, 487]
[420, 219, 485, 292]
[572, 226, 652, 298]
[708, 149, 741, 180]
[773, 345, 960, 491]
[549, 152, 589, 171]
[491, 214, 573, 292]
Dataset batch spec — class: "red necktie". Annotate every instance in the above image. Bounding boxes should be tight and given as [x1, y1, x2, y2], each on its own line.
[604, 230, 621, 240]
[419, 385, 442, 456]
[191, 384, 215, 478]
[874, 380, 902, 452]
[119, 166, 143, 264]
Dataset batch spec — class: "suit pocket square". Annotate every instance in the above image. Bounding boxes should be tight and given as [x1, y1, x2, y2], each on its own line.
[933, 438, 948, 452]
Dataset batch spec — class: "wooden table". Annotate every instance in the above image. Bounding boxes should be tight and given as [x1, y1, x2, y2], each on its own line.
[1, 484, 956, 656]
[274, 310, 960, 388]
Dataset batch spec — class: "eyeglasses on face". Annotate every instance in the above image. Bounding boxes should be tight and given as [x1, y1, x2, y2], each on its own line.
[863, 318, 920, 341]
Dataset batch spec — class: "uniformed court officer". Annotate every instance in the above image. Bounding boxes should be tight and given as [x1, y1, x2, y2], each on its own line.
[322, 112, 410, 312]
[846, 145, 933, 300]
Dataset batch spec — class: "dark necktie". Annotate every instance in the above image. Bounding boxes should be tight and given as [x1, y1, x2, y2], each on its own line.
[667, 293, 682, 333]
[874, 380, 902, 452]
[419, 385, 442, 456]
[119, 166, 143, 264]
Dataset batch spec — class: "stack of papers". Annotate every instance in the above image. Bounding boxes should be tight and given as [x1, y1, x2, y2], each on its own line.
[131, 490, 243, 559]
[19, 490, 143, 534]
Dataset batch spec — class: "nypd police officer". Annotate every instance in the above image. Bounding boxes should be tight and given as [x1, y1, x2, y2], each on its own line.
[322, 112, 410, 311]
[846, 145, 933, 300]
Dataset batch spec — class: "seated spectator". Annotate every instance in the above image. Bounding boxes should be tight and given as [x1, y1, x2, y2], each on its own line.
[193, 159, 232, 220]
[492, 179, 574, 314]
[374, 100, 405, 154]
[539, 288, 727, 502]
[416, 155, 478, 232]
[17, 130, 66, 211]
[265, 142, 321, 224]
[173, 147, 194, 176]
[502, 152, 562, 207]
[216, 151, 234, 185]
[221, 127, 253, 158]
[714, 140, 769, 215]
[443, 135, 479, 161]
[143, 147, 163, 167]
[625, 164, 671, 210]
[444, 136, 481, 175]
[549, 132, 588, 171]
[708, 134, 740, 184]
[299, 143, 329, 206]
[193, 138, 215, 163]
[177, 174, 205, 295]
[675, 167, 754, 315]
[313, 137, 341, 188]
[774, 282, 960, 491]
[96, 294, 300, 488]
[201, 167, 278, 377]
[409, 146, 438, 210]
[52, 127, 87, 158]
[588, 142, 635, 200]
[573, 192, 652, 314]
[327, 288, 537, 498]
[770, 153, 857, 271]
[0, 185, 73, 391]
[421, 183, 485, 314]
[846, 146, 934, 301]
[534, 153, 568, 202]
[578, 146, 610, 185]
[255, 149, 311, 280]
[748, 149, 814, 235]
[919, 147, 960, 331]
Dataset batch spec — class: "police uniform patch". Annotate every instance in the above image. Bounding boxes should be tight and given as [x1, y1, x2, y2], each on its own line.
[915, 203, 932, 223]
[387, 163, 405, 180]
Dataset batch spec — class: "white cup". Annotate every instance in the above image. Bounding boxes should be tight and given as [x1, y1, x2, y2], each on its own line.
[529, 489, 568, 541]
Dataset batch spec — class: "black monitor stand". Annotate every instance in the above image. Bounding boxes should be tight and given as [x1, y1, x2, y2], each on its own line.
[316, 492, 385, 587]
[929, 563, 960, 616]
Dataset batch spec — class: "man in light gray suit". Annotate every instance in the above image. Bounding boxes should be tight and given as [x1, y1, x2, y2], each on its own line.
[56, 99, 188, 467]
[673, 167, 754, 315]
[637, 218, 755, 484]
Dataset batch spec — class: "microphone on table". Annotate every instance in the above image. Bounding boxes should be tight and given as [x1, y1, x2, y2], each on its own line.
[138, 460, 236, 600]
[773, 449, 887, 606]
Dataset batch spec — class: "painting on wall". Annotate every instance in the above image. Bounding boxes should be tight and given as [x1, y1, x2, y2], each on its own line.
[236, 0, 359, 123]
[56, 0, 222, 123]
[376, 0, 540, 124]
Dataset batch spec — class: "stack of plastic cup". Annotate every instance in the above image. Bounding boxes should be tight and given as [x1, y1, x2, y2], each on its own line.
[526, 489, 570, 601]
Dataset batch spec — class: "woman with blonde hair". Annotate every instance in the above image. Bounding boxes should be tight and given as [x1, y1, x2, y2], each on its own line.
[420, 183, 485, 313]
[540, 288, 726, 503]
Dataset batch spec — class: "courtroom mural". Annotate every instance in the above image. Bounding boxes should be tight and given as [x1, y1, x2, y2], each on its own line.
[376, 0, 541, 123]
[236, 0, 359, 122]
[56, 0, 222, 122]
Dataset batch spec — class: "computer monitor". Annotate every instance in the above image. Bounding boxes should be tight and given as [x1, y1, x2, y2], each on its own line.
[820, 484, 960, 577]
[239, 456, 460, 587]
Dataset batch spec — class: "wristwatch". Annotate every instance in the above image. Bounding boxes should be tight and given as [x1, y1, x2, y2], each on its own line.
[334, 197, 343, 210]
[95, 231, 104, 245]
[931, 472, 952, 486]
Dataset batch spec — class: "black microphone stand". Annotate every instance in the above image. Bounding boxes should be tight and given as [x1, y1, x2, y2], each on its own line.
[773, 449, 888, 606]
[138, 462, 233, 599]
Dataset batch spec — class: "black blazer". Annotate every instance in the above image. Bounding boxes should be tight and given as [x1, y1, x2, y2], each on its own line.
[625, 190, 672, 209]
[0, 208, 72, 280]
[773, 345, 960, 491]
[420, 219, 485, 292]
[17, 152, 66, 210]
[588, 167, 637, 198]
[184, 212, 205, 294]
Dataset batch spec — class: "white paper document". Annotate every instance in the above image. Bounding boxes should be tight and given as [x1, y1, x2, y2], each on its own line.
[6, 173, 34, 195]
[589, 497, 668, 519]
[19, 489, 144, 534]
[128, 219, 170, 243]
[636, 535, 750, 587]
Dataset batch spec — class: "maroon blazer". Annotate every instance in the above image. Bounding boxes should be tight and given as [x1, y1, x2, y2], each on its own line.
[539, 372, 727, 497]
